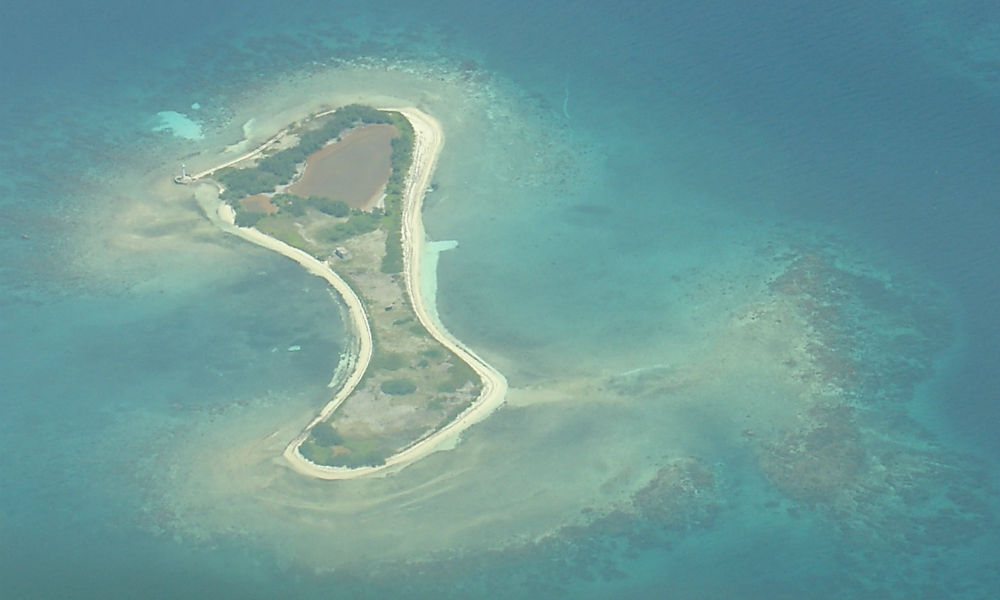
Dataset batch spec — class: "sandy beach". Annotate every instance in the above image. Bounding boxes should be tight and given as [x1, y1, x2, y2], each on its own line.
[204, 106, 507, 479]
[213, 202, 374, 431]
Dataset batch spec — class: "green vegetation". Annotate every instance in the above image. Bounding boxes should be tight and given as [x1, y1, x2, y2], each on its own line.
[218, 106, 418, 260]
[311, 197, 350, 217]
[300, 425, 389, 468]
[212, 105, 487, 472]
[335, 447, 389, 468]
[302, 437, 389, 468]
[320, 209, 381, 242]
[234, 210, 265, 227]
[379, 113, 415, 274]
[437, 361, 478, 393]
[217, 104, 393, 200]
[309, 423, 344, 446]
[271, 193, 349, 217]
[254, 218, 309, 248]
[270, 193, 306, 216]
[299, 438, 334, 464]
[381, 378, 417, 395]
[216, 167, 284, 202]
[381, 231, 404, 274]
[443, 401, 470, 423]
[372, 351, 408, 371]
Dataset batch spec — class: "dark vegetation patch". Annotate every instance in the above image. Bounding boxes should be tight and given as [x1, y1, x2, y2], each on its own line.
[217, 104, 392, 201]
[381, 378, 417, 395]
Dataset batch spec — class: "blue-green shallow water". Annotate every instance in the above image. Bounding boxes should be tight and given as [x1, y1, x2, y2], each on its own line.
[2, 2, 999, 598]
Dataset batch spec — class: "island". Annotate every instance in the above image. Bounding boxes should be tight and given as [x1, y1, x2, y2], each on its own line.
[182, 105, 507, 479]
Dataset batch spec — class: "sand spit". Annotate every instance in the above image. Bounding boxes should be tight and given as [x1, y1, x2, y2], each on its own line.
[201, 106, 507, 479]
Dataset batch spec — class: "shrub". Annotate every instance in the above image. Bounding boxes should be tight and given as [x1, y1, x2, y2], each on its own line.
[271, 193, 306, 216]
[373, 352, 408, 371]
[299, 439, 333, 464]
[336, 448, 388, 468]
[218, 167, 282, 200]
[234, 209, 264, 227]
[309, 423, 344, 446]
[321, 211, 380, 242]
[437, 361, 477, 393]
[381, 378, 417, 395]
[309, 196, 350, 217]
[381, 228, 404, 273]
[217, 105, 396, 202]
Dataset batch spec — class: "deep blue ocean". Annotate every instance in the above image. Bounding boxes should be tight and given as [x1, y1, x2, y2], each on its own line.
[2, 2, 999, 598]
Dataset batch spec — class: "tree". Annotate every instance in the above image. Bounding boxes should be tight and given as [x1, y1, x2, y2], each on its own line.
[381, 379, 417, 395]
[309, 423, 344, 446]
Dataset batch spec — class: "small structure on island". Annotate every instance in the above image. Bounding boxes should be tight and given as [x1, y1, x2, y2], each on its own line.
[333, 246, 351, 260]
[173, 163, 194, 184]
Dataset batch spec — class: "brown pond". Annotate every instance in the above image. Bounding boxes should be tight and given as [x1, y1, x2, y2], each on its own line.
[287, 124, 397, 210]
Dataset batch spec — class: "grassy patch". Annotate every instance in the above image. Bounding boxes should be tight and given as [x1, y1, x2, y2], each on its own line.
[320, 210, 381, 243]
[301, 428, 391, 468]
[300, 438, 334, 464]
[421, 348, 445, 360]
[372, 352, 408, 371]
[333, 436, 389, 467]
[255, 217, 310, 249]
[272, 193, 350, 218]
[309, 423, 344, 446]
[437, 361, 477, 393]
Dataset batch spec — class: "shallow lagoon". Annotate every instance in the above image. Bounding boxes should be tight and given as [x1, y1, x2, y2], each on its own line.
[2, 2, 999, 598]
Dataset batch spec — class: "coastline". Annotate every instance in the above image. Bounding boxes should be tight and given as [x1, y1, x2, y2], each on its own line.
[202, 106, 507, 479]
[213, 201, 374, 433]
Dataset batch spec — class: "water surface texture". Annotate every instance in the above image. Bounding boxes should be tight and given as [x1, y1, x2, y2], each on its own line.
[2, 2, 999, 598]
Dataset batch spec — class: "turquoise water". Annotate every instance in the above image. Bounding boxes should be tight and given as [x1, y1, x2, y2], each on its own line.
[2, 2, 999, 598]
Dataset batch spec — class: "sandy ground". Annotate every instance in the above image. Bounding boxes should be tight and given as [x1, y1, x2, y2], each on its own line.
[202, 106, 507, 479]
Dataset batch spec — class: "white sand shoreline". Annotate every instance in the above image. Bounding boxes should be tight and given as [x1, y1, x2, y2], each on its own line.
[199, 106, 507, 479]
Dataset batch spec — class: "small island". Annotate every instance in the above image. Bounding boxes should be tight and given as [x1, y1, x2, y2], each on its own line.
[184, 105, 507, 479]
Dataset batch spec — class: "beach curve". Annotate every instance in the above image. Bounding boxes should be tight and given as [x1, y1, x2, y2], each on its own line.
[200, 106, 507, 479]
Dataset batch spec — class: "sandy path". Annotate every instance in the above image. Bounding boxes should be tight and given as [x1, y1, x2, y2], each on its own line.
[202, 106, 507, 479]
[212, 203, 374, 435]
[192, 130, 288, 180]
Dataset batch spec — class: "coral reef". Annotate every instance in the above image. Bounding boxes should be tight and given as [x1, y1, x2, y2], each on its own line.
[754, 242, 996, 596]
